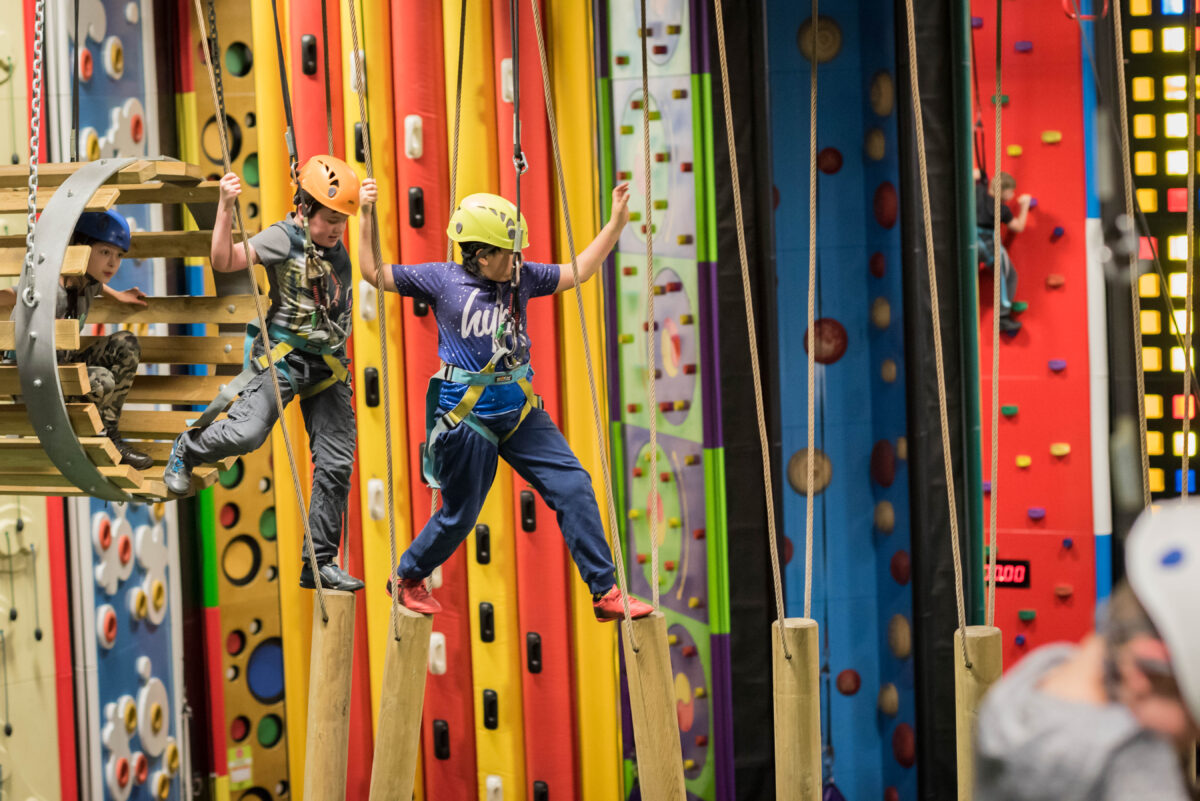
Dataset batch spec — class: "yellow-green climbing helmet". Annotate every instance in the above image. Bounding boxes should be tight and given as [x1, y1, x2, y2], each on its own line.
[446, 193, 531, 250]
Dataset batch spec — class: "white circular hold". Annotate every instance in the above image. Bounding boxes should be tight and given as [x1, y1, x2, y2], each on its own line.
[136, 656, 153, 681]
[125, 2, 139, 24]
[137, 677, 170, 756]
[103, 36, 125, 80]
[97, 604, 118, 649]
[134, 525, 154, 569]
[143, 578, 167, 626]
[127, 587, 146, 619]
[92, 512, 113, 556]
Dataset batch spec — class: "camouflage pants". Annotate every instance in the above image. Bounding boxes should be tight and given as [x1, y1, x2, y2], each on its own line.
[64, 330, 140, 432]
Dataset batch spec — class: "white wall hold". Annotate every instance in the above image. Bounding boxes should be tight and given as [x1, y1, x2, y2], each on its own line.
[79, 0, 108, 45]
[367, 478, 385, 522]
[125, 2, 139, 24]
[349, 50, 367, 93]
[404, 114, 424, 160]
[486, 775, 503, 800]
[428, 631, 447, 675]
[103, 36, 125, 81]
[359, 280, 378, 322]
[500, 58, 514, 103]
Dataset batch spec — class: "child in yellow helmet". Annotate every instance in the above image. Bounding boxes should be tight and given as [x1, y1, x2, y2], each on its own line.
[359, 182, 653, 620]
[164, 155, 370, 593]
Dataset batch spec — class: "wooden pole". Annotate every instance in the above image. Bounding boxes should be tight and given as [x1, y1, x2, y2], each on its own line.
[302, 589, 357, 801]
[955, 625, 1003, 801]
[368, 607, 434, 801]
[773, 618, 821, 800]
[621, 611, 686, 800]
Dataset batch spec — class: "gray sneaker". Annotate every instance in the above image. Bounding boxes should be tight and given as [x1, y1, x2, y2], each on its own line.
[162, 434, 194, 495]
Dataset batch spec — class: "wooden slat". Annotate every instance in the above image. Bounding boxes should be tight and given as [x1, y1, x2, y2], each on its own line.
[0, 186, 119, 214]
[0, 231, 214, 260]
[87, 295, 257, 325]
[118, 410, 227, 438]
[141, 162, 206, 184]
[108, 182, 222, 206]
[137, 466, 219, 498]
[0, 437, 120, 468]
[0, 244, 90, 277]
[0, 464, 143, 489]
[126, 374, 227, 404]
[0, 160, 156, 189]
[0, 363, 88, 395]
[78, 335, 243, 365]
[0, 403, 102, 436]
[0, 320, 81, 351]
[130, 441, 236, 470]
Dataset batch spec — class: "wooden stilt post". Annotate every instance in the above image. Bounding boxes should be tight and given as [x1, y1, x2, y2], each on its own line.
[368, 606, 434, 800]
[773, 618, 821, 800]
[302, 590, 357, 801]
[621, 611, 686, 800]
[955, 625, 1003, 801]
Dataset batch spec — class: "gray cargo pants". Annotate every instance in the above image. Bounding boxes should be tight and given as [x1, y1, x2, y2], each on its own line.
[177, 350, 355, 563]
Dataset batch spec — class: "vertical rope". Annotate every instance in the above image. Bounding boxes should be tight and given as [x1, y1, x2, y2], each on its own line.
[321, 0, 335, 156]
[710, 0, 791, 654]
[986, 0, 1002, 628]
[902, 0, 971, 667]
[1185, 0, 1196, 498]
[803, 4, 818, 622]
[1111, 0, 1152, 508]
[638, 0, 661, 611]
[529, 0, 638, 645]
[192, 0, 329, 620]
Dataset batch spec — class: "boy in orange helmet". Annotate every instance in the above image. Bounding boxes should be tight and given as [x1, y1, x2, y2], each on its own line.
[164, 155, 370, 592]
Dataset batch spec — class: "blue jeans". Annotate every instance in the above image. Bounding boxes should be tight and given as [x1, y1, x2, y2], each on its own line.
[977, 226, 1017, 314]
[398, 406, 617, 595]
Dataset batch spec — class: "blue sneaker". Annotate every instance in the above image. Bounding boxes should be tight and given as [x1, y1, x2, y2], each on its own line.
[162, 434, 194, 495]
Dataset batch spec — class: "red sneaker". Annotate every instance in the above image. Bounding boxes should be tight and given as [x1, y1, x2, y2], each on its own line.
[386, 576, 443, 615]
[593, 586, 654, 622]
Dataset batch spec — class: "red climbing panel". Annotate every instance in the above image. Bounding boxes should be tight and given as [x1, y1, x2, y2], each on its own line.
[971, 0, 1098, 668]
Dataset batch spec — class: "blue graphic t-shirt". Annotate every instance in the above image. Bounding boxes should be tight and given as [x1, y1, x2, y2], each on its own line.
[390, 260, 560, 416]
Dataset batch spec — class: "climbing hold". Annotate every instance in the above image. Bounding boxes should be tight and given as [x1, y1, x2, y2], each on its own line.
[1050, 443, 1071, 457]
[890, 550, 911, 585]
[871, 440, 897, 487]
[1048, 359, 1067, 372]
[874, 182, 899, 228]
[871, 297, 892, 329]
[636, 553, 647, 564]
[1015, 634, 1027, 646]
[1055, 583, 1074, 598]
[688, 597, 702, 608]
[870, 71, 896, 116]
[627, 403, 641, 413]
[1028, 507, 1046, 521]
[982, 480, 992, 493]
[1016, 455, 1031, 468]
[1028, 197, 1038, 209]
[1062, 537, 1074, 549]
[888, 614, 912, 659]
[878, 683, 900, 716]
[1014, 40, 1033, 52]
[865, 128, 886, 161]
[693, 528, 705, 540]
[1051, 226, 1065, 241]
[796, 15, 843, 64]
[1041, 130, 1063, 144]
[836, 669, 861, 695]
[869, 252, 886, 278]
[896, 436, 908, 460]
[1046, 274, 1065, 289]
[1012, 301, 1028, 313]
[971, 15, 983, 28]
[885, 789, 901, 801]
[1018, 609, 1037, 622]
[875, 501, 896, 533]
[619, 334, 634, 344]
[818, 147, 843, 174]
[1001, 404, 1018, 417]
[893, 723, 916, 767]
[681, 645, 696, 657]
[881, 359, 898, 383]
[992, 94, 1009, 106]
[788, 448, 833, 494]
[1007, 144, 1023, 157]
[803, 318, 849, 364]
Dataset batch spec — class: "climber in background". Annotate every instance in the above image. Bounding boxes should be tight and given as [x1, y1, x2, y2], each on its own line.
[975, 168, 1032, 335]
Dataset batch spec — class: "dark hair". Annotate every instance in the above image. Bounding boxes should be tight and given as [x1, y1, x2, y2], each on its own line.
[295, 189, 335, 219]
[459, 241, 498, 277]
[69, 232, 98, 247]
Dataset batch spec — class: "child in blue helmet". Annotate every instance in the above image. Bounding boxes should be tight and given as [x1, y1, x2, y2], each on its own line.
[0, 210, 152, 467]
[358, 182, 655, 622]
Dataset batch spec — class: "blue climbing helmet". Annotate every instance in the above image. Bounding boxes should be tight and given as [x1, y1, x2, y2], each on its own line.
[73, 210, 131, 252]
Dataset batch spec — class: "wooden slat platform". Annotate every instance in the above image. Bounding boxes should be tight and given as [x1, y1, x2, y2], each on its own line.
[0, 244, 91, 277]
[0, 160, 157, 189]
[0, 231, 215, 260]
[129, 441, 236, 470]
[0, 320, 81, 351]
[0, 180, 219, 215]
[0, 363, 88, 395]
[117, 410, 226, 438]
[126, 374, 227, 404]
[0, 403, 102, 436]
[0, 437, 121, 469]
[87, 295, 258, 325]
[79, 334, 244, 364]
[0, 186, 120, 214]
[0, 464, 143, 489]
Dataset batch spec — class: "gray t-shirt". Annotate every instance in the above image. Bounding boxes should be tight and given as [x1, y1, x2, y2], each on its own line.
[975, 644, 1190, 801]
[55, 278, 104, 327]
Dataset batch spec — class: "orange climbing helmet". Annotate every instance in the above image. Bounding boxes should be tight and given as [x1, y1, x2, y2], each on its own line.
[295, 155, 361, 217]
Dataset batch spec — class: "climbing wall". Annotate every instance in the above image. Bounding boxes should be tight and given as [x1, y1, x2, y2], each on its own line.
[71, 498, 187, 801]
[1120, 4, 1200, 498]
[0, 497, 73, 801]
[598, 1, 732, 797]
[764, 2, 917, 797]
[971, 0, 1101, 669]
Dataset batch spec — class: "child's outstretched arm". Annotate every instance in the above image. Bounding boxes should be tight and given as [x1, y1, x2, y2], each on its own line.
[357, 178, 396, 291]
[556, 182, 631, 293]
[210, 172, 258, 272]
[1007, 193, 1033, 233]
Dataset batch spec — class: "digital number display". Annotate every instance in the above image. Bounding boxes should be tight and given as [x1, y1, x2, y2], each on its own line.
[984, 559, 1031, 588]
